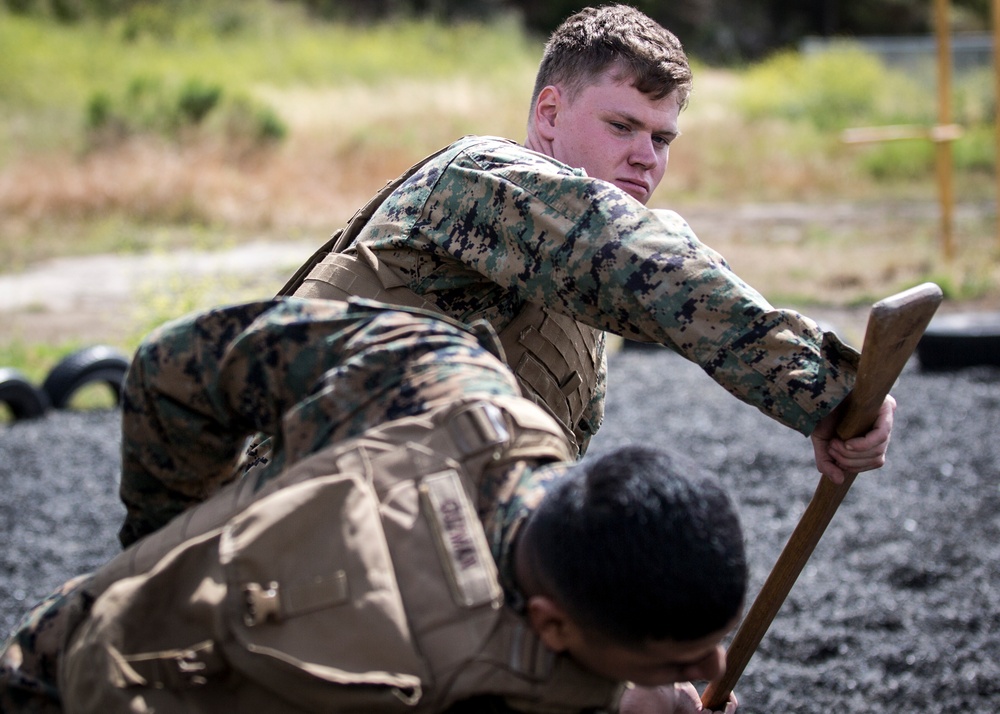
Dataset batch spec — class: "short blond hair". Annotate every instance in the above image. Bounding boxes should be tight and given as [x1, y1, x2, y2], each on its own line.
[531, 4, 693, 111]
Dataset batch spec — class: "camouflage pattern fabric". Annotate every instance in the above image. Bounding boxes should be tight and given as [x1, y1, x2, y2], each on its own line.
[118, 296, 522, 546]
[483, 460, 571, 613]
[1, 296, 574, 713]
[0, 575, 91, 714]
[350, 135, 859, 439]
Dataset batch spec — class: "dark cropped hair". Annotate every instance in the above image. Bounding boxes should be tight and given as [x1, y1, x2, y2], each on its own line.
[524, 444, 746, 646]
[531, 4, 693, 110]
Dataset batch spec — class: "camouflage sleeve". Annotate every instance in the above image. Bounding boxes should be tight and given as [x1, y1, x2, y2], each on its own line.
[382, 144, 856, 435]
[478, 462, 571, 613]
[119, 297, 520, 546]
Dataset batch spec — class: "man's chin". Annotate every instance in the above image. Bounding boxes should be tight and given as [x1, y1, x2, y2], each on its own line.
[616, 183, 649, 203]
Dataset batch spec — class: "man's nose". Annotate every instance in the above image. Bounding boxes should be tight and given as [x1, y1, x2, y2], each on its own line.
[628, 135, 658, 169]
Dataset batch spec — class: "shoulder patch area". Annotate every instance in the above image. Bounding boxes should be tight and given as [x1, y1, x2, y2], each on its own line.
[420, 470, 502, 609]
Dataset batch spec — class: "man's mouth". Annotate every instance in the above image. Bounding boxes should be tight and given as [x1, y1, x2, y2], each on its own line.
[616, 178, 650, 201]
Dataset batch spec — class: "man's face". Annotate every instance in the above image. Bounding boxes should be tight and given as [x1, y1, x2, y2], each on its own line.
[560, 617, 736, 688]
[532, 71, 682, 204]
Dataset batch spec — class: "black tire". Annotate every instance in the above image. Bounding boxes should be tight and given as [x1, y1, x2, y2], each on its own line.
[42, 345, 131, 409]
[0, 367, 49, 420]
[916, 312, 1000, 371]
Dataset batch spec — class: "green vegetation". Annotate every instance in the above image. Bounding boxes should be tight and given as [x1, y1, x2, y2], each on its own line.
[738, 46, 919, 131]
[85, 74, 287, 147]
[0, 1, 539, 266]
[0, 2, 536, 155]
[127, 269, 279, 344]
[0, 340, 75, 386]
[736, 44, 995, 179]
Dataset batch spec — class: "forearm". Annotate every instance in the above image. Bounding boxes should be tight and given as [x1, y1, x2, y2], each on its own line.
[699, 306, 859, 434]
[587, 209, 858, 433]
[498, 202, 859, 434]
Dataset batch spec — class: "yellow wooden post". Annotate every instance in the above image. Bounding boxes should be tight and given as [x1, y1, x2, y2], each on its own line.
[934, 0, 956, 260]
[994, 0, 1000, 249]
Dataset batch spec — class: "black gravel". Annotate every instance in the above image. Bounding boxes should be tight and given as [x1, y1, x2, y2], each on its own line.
[2, 346, 999, 713]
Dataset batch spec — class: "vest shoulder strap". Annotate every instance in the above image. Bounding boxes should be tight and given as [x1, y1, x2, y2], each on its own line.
[276, 143, 455, 298]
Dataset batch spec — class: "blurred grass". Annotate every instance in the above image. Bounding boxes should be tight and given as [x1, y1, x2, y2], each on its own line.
[0, 340, 76, 385]
[0, 3, 536, 163]
[0, 3, 538, 269]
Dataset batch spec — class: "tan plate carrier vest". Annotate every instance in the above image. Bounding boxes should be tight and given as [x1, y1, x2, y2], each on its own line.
[277, 145, 604, 454]
[59, 397, 623, 714]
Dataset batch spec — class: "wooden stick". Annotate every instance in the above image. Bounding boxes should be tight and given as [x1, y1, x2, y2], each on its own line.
[701, 282, 943, 711]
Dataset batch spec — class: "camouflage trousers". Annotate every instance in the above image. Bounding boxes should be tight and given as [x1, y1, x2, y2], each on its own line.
[0, 575, 90, 714]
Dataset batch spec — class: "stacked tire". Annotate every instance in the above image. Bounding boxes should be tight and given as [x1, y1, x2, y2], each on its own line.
[0, 346, 130, 422]
[0, 368, 49, 420]
[916, 312, 1000, 370]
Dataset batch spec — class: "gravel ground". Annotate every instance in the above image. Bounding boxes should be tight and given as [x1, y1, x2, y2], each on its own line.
[1, 342, 999, 713]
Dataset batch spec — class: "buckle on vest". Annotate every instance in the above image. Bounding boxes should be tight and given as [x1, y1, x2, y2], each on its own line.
[448, 402, 510, 458]
[122, 641, 224, 689]
[173, 650, 210, 687]
[243, 581, 281, 627]
[467, 318, 506, 362]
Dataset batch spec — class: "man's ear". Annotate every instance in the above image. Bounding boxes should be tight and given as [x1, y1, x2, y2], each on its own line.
[525, 594, 574, 652]
[532, 85, 562, 141]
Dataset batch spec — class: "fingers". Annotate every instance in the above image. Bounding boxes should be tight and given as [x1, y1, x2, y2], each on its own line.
[828, 394, 897, 473]
[671, 682, 702, 714]
[842, 394, 897, 452]
[814, 448, 847, 485]
[706, 690, 739, 713]
[822, 442, 883, 478]
[810, 422, 848, 483]
[724, 691, 739, 714]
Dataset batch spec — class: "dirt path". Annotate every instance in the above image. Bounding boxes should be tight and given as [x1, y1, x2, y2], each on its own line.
[0, 240, 316, 346]
[0, 237, 881, 355]
[1, 198, 995, 352]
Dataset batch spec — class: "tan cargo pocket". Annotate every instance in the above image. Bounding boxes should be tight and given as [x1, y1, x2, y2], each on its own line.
[218, 472, 427, 711]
